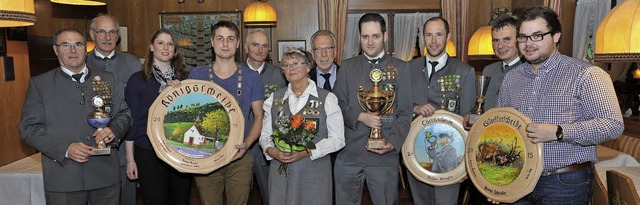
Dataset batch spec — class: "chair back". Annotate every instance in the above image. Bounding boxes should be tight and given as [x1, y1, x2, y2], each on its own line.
[593, 168, 608, 205]
[607, 170, 640, 205]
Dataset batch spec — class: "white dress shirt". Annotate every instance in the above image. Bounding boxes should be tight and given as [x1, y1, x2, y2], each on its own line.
[260, 79, 345, 160]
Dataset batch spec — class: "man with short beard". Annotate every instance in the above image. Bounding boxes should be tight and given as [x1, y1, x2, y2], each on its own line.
[86, 14, 141, 205]
[492, 6, 623, 204]
[407, 17, 475, 205]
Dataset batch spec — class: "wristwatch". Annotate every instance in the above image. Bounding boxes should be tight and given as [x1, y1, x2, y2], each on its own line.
[556, 125, 563, 141]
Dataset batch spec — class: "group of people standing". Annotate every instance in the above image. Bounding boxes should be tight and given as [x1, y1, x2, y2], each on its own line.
[19, 5, 623, 205]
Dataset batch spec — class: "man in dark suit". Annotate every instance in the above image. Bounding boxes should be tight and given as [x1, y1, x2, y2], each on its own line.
[407, 17, 476, 205]
[19, 28, 131, 205]
[333, 13, 412, 205]
[309, 30, 339, 92]
[243, 28, 286, 205]
[85, 14, 140, 205]
[482, 16, 523, 110]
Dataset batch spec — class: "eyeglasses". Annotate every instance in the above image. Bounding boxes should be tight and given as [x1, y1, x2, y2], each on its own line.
[92, 29, 119, 36]
[282, 61, 306, 69]
[516, 32, 552, 43]
[312, 46, 334, 53]
[54, 42, 86, 51]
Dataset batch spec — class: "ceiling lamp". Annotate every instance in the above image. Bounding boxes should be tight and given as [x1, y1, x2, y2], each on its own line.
[595, 0, 640, 61]
[0, 0, 36, 27]
[244, 0, 277, 26]
[467, 26, 493, 56]
[424, 40, 457, 57]
[50, 0, 106, 6]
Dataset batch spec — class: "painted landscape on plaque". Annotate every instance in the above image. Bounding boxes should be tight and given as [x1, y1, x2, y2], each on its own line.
[476, 123, 525, 186]
[163, 93, 230, 159]
[413, 123, 465, 173]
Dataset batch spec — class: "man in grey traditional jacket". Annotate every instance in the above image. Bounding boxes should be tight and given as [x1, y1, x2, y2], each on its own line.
[20, 28, 131, 205]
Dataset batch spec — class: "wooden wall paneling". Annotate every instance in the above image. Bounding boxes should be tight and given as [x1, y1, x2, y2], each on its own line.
[270, 0, 318, 65]
[0, 40, 35, 166]
[558, 0, 576, 56]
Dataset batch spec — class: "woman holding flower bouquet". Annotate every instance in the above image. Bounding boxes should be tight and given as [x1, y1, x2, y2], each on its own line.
[259, 49, 345, 205]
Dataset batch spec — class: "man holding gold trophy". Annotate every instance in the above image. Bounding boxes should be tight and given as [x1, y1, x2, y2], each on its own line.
[407, 17, 476, 205]
[19, 28, 131, 205]
[333, 13, 412, 205]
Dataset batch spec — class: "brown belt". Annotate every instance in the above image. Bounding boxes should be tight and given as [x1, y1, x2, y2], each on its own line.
[541, 162, 593, 176]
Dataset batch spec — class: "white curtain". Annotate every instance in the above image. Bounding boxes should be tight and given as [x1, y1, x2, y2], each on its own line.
[572, 0, 611, 63]
[393, 12, 439, 61]
[342, 13, 364, 60]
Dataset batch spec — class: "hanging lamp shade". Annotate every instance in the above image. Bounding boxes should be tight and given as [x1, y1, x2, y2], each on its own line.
[0, 0, 36, 27]
[467, 26, 494, 56]
[424, 40, 456, 57]
[595, 0, 640, 61]
[50, 0, 106, 6]
[86, 41, 95, 53]
[243, 1, 276, 26]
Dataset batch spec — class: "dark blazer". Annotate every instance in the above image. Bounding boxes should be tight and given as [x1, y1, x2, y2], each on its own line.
[333, 55, 412, 167]
[19, 67, 131, 192]
[309, 63, 340, 91]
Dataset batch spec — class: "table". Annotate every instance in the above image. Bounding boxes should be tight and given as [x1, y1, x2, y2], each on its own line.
[0, 153, 45, 205]
[595, 145, 640, 167]
[595, 166, 640, 197]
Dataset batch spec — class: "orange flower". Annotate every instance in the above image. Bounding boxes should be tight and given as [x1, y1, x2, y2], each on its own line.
[304, 120, 316, 131]
[290, 114, 304, 129]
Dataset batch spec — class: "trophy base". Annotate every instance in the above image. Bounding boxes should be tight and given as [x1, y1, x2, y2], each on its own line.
[367, 138, 386, 149]
[467, 113, 482, 128]
[91, 147, 111, 155]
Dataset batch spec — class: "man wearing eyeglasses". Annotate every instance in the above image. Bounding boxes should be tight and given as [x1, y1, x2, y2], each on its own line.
[310, 30, 339, 92]
[243, 28, 286, 205]
[490, 6, 623, 204]
[333, 13, 412, 205]
[86, 14, 141, 205]
[406, 16, 475, 205]
[20, 28, 131, 205]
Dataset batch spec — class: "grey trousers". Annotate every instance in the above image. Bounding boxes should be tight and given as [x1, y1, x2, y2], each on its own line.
[45, 183, 120, 205]
[250, 143, 270, 205]
[334, 159, 399, 205]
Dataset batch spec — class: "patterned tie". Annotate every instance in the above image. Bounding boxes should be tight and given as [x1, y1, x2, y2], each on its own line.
[428, 61, 439, 81]
[71, 73, 84, 83]
[320, 73, 332, 91]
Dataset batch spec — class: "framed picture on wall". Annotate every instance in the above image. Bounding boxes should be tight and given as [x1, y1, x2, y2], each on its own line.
[246, 27, 272, 51]
[159, 11, 242, 69]
[278, 40, 306, 62]
[0, 29, 6, 55]
[118, 26, 128, 52]
[7, 27, 27, 41]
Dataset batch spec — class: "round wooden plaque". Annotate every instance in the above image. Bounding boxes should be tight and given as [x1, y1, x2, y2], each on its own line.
[465, 107, 543, 203]
[147, 79, 244, 174]
[402, 110, 468, 186]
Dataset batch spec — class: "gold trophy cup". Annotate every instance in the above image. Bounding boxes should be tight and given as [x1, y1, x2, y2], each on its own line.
[87, 96, 112, 155]
[467, 76, 490, 128]
[357, 69, 396, 149]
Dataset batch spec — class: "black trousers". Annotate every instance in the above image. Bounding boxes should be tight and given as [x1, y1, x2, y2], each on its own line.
[135, 146, 192, 205]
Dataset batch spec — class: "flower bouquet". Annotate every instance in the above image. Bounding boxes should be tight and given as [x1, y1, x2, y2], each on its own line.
[271, 114, 318, 175]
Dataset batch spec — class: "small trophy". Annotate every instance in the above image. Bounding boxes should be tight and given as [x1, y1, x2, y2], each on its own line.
[87, 76, 112, 155]
[467, 76, 491, 128]
[357, 68, 396, 149]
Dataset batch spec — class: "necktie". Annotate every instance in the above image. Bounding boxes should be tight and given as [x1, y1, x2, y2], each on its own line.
[368, 58, 380, 65]
[320, 73, 332, 91]
[71, 73, 84, 83]
[428, 61, 439, 81]
[503, 64, 508, 71]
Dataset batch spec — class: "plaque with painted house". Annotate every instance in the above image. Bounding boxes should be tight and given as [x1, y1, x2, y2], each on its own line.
[147, 80, 244, 174]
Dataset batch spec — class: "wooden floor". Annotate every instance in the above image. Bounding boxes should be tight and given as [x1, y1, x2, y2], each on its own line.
[135, 176, 493, 205]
